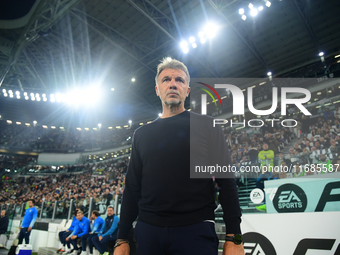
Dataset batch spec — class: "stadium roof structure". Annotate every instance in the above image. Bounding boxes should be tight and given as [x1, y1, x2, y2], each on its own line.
[0, 0, 339, 127]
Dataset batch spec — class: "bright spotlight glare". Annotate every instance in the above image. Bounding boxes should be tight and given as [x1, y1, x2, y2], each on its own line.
[98, 123, 102, 127]
[30, 93, 34, 96]
[51, 98, 55, 102]
[158, 113, 162, 117]
[204, 22, 218, 38]
[131, 78, 136, 82]
[9, 94, 13, 98]
[66, 87, 101, 106]
[31, 97, 35, 101]
[111, 88, 115, 91]
[239, 8, 244, 15]
[180, 41, 188, 48]
[17, 96, 20, 99]
[258, 6, 263, 11]
[43, 98, 47, 101]
[128, 120, 132, 124]
[319, 52, 324, 56]
[16, 91, 20, 95]
[242, 15, 247, 20]
[250, 8, 258, 16]
[56, 93, 61, 102]
[265, 1, 271, 7]
[166, 57, 172, 61]
[200, 38, 206, 44]
[2, 89, 5, 93]
[248, 3, 253, 9]
[42, 93, 46, 97]
[24, 92, 27, 96]
[267, 71, 272, 76]
[189, 36, 195, 43]
[192, 43, 197, 48]
[8, 90, 13, 94]
[37, 98, 41, 101]
[4, 93, 8, 97]
[198, 31, 204, 38]
[183, 48, 189, 54]
[25, 96, 29, 100]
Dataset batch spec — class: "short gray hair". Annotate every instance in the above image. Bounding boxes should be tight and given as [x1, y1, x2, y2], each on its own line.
[155, 57, 190, 87]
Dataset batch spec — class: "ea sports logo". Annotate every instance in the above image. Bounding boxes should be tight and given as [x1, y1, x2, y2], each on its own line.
[243, 232, 276, 255]
[273, 184, 307, 213]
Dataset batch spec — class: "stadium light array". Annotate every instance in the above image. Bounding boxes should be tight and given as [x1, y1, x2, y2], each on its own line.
[179, 22, 218, 53]
[239, 1, 271, 21]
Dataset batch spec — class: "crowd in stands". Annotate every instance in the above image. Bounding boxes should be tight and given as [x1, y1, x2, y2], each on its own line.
[0, 121, 134, 151]
[0, 157, 129, 219]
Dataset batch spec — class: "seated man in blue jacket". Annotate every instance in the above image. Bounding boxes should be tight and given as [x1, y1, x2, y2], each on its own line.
[90, 206, 119, 255]
[80, 210, 104, 255]
[58, 208, 80, 253]
[66, 210, 91, 255]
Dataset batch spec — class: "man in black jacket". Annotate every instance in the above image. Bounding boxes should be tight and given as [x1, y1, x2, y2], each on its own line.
[0, 210, 9, 234]
[114, 58, 243, 255]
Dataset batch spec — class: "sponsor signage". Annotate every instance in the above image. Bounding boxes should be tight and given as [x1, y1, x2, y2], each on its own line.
[265, 173, 340, 213]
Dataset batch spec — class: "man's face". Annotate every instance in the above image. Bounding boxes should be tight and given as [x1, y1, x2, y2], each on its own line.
[1, 210, 5, 217]
[76, 212, 83, 221]
[28, 201, 34, 208]
[155, 68, 190, 108]
[107, 207, 114, 216]
[263, 144, 268, 150]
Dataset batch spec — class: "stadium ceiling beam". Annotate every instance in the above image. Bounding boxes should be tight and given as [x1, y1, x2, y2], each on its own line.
[71, 9, 154, 53]
[207, 0, 269, 71]
[22, 49, 47, 90]
[70, 12, 156, 74]
[292, 0, 321, 52]
[126, 0, 221, 78]
[0, 0, 81, 88]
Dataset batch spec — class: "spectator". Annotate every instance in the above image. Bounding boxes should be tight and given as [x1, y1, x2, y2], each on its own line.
[258, 143, 274, 172]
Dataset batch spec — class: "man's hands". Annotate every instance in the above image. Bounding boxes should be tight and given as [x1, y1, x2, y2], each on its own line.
[98, 236, 103, 242]
[66, 237, 69, 242]
[27, 227, 32, 232]
[222, 241, 245, 255]
[71, 235, 77, 240]
[113, 243, 129, 255]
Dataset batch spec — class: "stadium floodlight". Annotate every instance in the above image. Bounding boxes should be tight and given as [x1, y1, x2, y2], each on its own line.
[4, 93, 8, 97]
[2, 89, 5, 93]
[9, 94, 13, 98]
[56, 93, 62, 102]
[42, 125, 48, 129]
[128, 120, 132, 124]
[25, 123, 30, 126]
[33, 120, 37, 124]
[25, 96, 29, 100]
[43, 98, 47, 101]
[189, 36, 195, 43]
[192, 101, 196, 105]
[267, 71, 272, 76]
[42, 93, 46, 97]
[318, 52, 324, 56]
[192, 43, 197, 48]
[158, 113, 162, 117]
[131, 78, 136, 82]
[180, 40, 188, 49]
[16, 91, 20, 95]
[8, 90, 13, 94]
[31, 97, 35, 101]
[51, 126, 56, 129]
[242, 15, 247, 20]
[258, 6, 264, 11]
[166, 57, 172, 61]
[35, 93, 39, 97]
[98, 123, 102, 128]
[24, 92, 27, 96]
[248, 3, 253, 9]
[30, 93, 34, 96]
[265, 1, 271, 7]
[250, 8, 258, 16]
[239, 8, 244, 15]
[17, 96, 20, 99]
[204, 22, 218, 38]
[200, 37, 206, 44]
[111, 88, 115, 91]
[198, 31, 204, 38]
[183, 47, 189, 53]
[37, 98, 41, 101]
[16, 122, 21, 125]
[7, 120, 12, 124]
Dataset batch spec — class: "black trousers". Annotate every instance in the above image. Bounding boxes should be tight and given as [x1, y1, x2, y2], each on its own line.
[134, 221, 219, 255]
